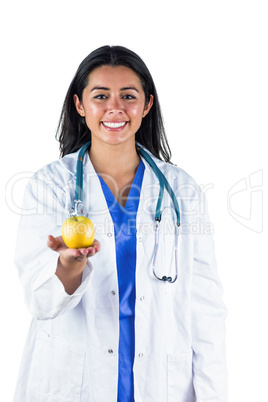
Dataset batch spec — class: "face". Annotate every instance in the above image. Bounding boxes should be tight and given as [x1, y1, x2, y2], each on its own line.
[74, 65, 153, 147]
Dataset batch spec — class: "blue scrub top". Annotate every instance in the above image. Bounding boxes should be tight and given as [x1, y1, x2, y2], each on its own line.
[98, 160, 145, 402]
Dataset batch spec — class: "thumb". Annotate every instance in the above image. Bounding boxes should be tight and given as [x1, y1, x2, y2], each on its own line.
[47, 235, 58, 250]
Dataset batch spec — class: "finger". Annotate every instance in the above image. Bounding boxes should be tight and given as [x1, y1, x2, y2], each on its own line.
[77, 239, 101, 255]
[47, 235, 57, 250]
[58, 247, 87, 262]
[91, 239, 101, 252]
[82, 241, 101, 257]
[47, 235, 65, 251]
[78, 247, 96, 257]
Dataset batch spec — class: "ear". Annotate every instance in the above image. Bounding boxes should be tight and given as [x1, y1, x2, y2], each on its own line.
[142, 95, 154, 118]
[73, 94, 85, 116]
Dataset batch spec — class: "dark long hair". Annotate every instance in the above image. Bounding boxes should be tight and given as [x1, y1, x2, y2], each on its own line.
[56, 45, 172, 162]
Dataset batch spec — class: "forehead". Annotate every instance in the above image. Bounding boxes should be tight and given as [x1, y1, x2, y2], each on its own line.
[87, 65, 143, 89]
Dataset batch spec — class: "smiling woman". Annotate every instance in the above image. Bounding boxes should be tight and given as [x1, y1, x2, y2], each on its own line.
[56, 45, 171, 162]
[14, 45, 228, 402]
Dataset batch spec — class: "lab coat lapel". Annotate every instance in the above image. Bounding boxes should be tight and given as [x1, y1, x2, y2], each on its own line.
[136, 157, 160, 293]
[82, 152, 115, 252]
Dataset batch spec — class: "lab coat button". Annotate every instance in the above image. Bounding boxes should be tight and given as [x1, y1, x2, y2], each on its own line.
[139, 237, 143, 242]
[111, 290, 116, 295]
[108, 349, 113, 354]
[138, 353, 143, 358]
[107, 232, 112, 237]
[140, 296, 145, 301]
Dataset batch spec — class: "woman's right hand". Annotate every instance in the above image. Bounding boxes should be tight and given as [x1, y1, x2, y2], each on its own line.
[47, 235, 101, 294]
[47, 235, 101, 262]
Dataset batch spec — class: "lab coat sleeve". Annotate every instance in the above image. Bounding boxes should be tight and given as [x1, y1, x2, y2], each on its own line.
[191, 192, 228, 401]
[14, 174, 94, 320]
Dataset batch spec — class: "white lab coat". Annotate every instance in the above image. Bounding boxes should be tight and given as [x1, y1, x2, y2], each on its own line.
[14, 146, 228, 402]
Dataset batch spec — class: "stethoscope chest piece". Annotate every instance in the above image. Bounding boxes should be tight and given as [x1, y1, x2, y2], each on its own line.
[68, 200, 88, 217]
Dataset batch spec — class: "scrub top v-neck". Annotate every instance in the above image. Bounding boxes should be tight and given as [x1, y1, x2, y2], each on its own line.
[98, 160, 145, 402]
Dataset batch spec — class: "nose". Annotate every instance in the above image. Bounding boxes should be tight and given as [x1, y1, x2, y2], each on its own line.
[107, 95, 124, 114]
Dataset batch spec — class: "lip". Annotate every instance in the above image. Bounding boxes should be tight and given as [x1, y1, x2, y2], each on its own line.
[101, 121, 128, 131]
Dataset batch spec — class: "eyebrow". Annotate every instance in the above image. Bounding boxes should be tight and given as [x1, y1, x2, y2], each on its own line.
[90, 86, 139, 93]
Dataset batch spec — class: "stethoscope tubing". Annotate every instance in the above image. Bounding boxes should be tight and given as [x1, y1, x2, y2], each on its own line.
[75, 141, 91, 202]
[73, 140, 180, 283]
[136, 145, 180, 226]
[75, 141, 180, 226]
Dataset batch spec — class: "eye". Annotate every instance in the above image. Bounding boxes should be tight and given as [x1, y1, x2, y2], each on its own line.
[94, 94, 108, 100]
[122, 94, 136, 100]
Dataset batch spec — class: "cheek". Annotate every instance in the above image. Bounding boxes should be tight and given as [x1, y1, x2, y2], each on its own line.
[85, 104, 102, 118]
[128, 104, 145, 118]
[84, 105, 104, 128]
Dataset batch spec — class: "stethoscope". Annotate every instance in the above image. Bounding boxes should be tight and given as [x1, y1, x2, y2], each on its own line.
[71, 141, 181, 283]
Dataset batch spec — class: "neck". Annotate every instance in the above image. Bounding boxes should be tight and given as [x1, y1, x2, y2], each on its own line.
[89, 139, 140, 178]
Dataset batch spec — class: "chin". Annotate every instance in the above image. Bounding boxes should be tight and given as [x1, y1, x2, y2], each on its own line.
[94, 133, 135, 147]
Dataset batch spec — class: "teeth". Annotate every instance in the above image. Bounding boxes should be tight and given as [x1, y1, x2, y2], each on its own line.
[103, 122, 126, 128]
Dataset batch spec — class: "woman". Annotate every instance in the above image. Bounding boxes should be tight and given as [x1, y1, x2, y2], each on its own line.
[14, 45, 228, 401]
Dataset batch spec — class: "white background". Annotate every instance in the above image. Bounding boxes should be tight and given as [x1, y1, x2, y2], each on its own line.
[1, 1, 267, 400]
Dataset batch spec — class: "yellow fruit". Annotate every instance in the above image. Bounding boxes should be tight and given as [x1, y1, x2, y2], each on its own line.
[62, 216, 95, 249]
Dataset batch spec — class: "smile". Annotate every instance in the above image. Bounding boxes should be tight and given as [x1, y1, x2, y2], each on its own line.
[102, 121, 127, 128]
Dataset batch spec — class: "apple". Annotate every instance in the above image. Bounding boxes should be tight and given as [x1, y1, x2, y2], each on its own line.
[62, 216, 95, 249]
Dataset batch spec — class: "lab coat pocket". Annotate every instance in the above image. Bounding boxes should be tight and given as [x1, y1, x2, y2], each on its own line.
[167, 351, 195, 402]
[27, 330, 85, 402]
